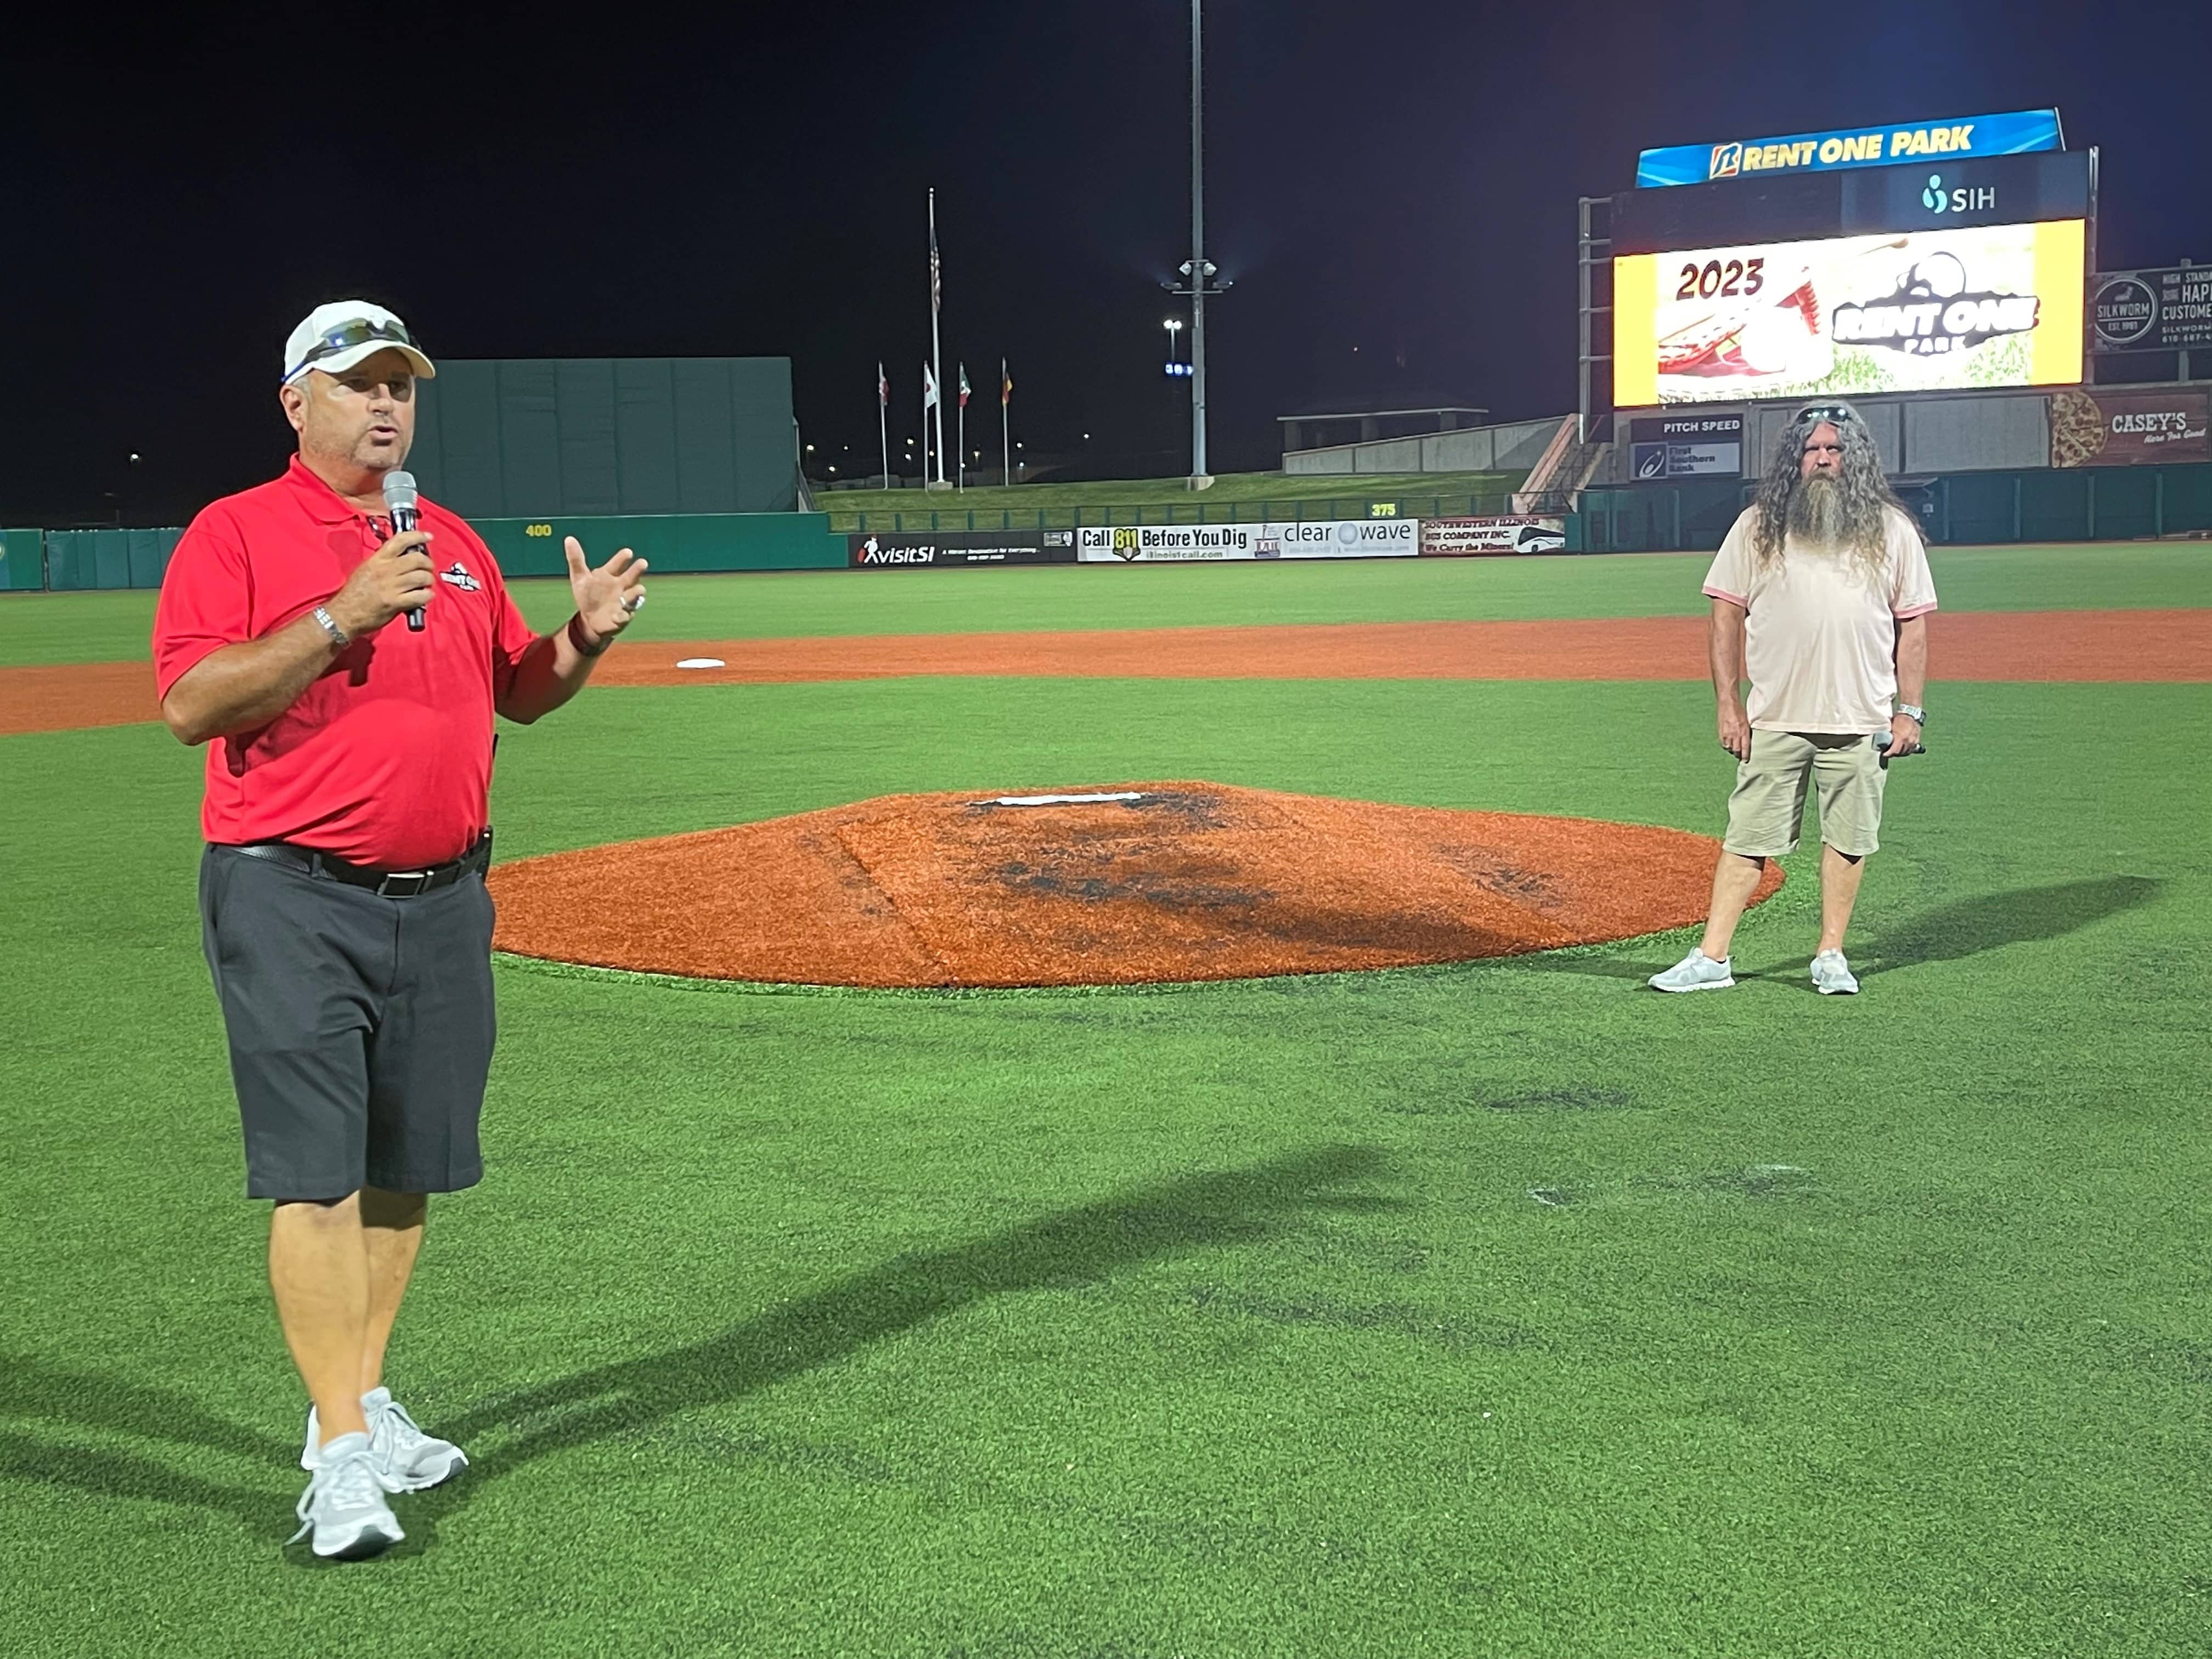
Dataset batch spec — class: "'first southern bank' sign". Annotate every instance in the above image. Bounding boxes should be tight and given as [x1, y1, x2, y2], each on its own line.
[1637, 109, 2063, 189]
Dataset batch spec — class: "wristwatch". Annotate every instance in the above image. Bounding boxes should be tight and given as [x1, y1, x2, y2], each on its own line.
[312, 606, 350, 649]
[1896, 703, 1927, 724]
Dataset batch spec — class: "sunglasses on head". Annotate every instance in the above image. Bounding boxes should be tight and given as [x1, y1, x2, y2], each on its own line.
[1794, 403, 1857, 426]
[291, 318, 418, 376]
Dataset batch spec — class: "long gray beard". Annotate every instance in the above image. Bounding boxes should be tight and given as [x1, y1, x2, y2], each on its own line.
[1787, 475, 1849, 547]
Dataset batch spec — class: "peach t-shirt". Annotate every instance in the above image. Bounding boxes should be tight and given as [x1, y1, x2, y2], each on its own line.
[1702, 504, 1937, 735]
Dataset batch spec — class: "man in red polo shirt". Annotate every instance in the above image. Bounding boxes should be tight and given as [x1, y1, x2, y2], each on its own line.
[153, 300, 647, 1559]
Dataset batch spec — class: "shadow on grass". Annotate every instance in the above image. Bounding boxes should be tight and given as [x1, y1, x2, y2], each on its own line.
[1855, 876, 2165, 973]
[0, 1429, 275, 1529]
[0, 1144, 1393, 1551]
[0, 1355, 296, 1532]
[1508, 875, 2166, 987]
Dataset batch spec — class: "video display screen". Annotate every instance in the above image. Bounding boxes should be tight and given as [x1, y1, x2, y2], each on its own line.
[1613, 220, 2084, 407]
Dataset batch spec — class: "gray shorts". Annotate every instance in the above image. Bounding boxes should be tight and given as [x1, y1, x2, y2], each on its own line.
[199, 845, 496, 1201]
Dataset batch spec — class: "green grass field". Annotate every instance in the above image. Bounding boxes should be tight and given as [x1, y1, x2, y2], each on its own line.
[3, 547, 2208, 1656]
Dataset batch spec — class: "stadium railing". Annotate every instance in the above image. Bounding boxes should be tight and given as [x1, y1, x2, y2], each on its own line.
[831, 494, 1521, 533]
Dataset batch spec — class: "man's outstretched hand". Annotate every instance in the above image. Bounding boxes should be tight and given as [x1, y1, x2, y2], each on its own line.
[565, 537, 649, 648]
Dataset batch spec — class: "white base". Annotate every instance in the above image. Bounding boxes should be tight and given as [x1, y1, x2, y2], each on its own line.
[1187, 474, 1215, 491]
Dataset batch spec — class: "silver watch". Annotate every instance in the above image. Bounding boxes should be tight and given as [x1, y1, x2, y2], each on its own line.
[312, 606, 350, 648]
[1895, 702, 1926, 724]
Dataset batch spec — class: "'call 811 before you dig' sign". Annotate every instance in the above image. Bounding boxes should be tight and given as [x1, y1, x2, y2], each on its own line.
[2092, 267, 2212, 352]
[1075, 521, 1418, 561]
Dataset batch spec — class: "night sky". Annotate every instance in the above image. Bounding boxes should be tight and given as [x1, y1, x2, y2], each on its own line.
[7, 1, 2208, 524]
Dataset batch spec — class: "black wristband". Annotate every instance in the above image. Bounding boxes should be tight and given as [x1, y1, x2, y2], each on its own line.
[567, 614, 610, 658]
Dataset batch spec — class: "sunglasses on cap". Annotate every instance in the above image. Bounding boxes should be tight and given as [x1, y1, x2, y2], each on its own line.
[292, 318, 420, 373]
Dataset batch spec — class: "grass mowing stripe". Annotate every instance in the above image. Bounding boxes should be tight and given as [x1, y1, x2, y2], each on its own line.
[2, 668, 2207, 1655]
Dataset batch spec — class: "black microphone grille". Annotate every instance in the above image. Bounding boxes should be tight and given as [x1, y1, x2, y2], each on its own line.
[381, 470, 420, 512]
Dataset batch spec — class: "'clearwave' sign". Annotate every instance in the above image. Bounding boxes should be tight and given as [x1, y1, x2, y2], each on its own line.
[1637, 109, 2062, 189]
[1075, 520, 1419, 562]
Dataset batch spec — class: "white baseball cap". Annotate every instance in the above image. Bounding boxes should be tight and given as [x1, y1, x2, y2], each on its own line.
[281, 300, 438, 385]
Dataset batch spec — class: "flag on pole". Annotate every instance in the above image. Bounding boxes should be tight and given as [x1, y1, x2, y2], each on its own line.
[929, 222, 941, 315]
[922, 362, 939, 409]
[878, 362, 888, 408]
[1002, 362, 1013, 406]
[957, 364, 970, 409]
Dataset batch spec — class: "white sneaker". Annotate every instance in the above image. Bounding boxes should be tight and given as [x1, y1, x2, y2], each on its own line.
[1648, 949, 1734, 992]
[303, 1387, 469, 1493]
[1810, 950, 1860, 995]
[288, 1431, 403, 1559]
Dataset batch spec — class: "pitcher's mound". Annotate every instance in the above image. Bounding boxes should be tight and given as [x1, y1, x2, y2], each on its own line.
[488, 782, 1779, 988]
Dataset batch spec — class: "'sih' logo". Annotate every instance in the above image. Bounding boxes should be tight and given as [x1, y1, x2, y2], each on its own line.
[1111, 527, 1141, 560]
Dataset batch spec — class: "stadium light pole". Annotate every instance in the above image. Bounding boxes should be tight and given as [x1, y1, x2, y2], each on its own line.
[1166, 0, 1229, 489]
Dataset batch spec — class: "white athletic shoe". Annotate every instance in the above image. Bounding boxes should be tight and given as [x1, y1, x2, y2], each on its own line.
[1648, 949, 1735, 992]
[288, 1431, 403, 1559]
[1810, 950, 1860, 996]
[303, 1387, 469, 1493]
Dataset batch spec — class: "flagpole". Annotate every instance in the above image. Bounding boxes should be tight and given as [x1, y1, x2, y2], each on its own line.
[878, 363, 890, 490]
[928, 188, 947, 489]
[1001, 358, 1011, 488]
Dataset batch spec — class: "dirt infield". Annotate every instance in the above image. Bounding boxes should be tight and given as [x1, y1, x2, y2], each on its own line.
[589, 608, 2211, 687]
[5, 608, 2205, 737]
[488, 782, 1783, 988]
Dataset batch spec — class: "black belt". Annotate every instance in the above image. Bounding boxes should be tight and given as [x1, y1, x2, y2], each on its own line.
[228, 832, 492, 898]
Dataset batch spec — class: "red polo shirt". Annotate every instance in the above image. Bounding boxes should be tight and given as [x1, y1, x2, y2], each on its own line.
[153, 456, 538, 868]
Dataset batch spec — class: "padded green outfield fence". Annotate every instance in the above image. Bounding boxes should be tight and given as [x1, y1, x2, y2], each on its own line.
[1585, 462, 2212, 552]
[0, 528, 43, 591]
[466, 512, 845, 577]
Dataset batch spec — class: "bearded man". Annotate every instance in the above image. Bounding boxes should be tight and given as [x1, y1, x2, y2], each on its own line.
[1650, 401, 1935, 996]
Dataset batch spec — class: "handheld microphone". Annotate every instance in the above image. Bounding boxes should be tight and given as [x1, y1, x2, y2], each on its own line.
[382, 470, 425, 631]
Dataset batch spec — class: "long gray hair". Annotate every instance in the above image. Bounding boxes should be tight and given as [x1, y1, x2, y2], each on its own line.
[1750, 406, 1912, 577]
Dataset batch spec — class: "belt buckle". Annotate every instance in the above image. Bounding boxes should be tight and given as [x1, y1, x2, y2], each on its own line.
[377, 870, 432, 898]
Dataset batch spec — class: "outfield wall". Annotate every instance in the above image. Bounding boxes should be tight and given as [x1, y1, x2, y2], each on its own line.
[13, 462, 2211, 591]
[1584, 460, 2212, 551]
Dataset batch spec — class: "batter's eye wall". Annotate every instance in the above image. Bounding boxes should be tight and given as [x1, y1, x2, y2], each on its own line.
[410, 357, 798, 518]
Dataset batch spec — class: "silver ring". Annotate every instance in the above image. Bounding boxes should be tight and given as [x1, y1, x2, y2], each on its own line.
[622, 593, 645, 613]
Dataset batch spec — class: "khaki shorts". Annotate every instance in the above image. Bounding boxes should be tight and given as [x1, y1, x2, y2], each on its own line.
[1723, 730, 1887, 859]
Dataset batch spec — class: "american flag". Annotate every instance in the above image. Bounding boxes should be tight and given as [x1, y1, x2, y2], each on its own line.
[929, 223, 941, 315]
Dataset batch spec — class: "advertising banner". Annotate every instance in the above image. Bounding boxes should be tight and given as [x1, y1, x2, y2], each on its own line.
[1075, 520, 1419, 562]
[2047, 389, 2211, 467]
[1614, 220, 2085, 407]
[848, 529, 1075, 568]
[1637, 109, 2063, 189]
[1628, 414, 1744, 479]
[1418, 517, 1568, 556]
[1612, 152, 2092, 259]
[2091, 267, 2212, 352]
